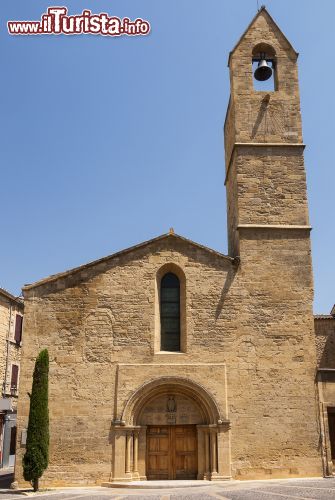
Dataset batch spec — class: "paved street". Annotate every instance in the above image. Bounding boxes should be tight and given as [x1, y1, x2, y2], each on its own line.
[0, 477, 335, 499]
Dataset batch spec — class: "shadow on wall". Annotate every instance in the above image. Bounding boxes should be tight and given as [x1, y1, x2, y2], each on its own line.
[318, 332, 335, 369]
[215, 264, 238, 320]
[251, 94, 271, 139]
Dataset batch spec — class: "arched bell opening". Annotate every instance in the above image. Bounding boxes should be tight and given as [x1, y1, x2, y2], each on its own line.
[252, 43, 277, 91]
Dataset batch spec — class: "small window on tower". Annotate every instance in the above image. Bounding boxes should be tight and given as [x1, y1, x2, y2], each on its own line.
[252, 43, 277, 92]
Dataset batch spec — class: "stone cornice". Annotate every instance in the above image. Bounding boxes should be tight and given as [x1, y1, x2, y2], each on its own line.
[237, 224, 312, 231]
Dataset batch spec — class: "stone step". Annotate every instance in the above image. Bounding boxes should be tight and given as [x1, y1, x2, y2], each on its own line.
[102, 479, 235, 489]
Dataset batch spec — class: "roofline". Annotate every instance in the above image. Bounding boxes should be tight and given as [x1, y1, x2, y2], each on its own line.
[0, 287, 24, 307]
[22, 232, 234, 292]
[227, 6, 299, 67]
[314, 315, 335, 320]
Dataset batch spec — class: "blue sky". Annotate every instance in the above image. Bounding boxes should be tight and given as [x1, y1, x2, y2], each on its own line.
[0, 0, 334, 313]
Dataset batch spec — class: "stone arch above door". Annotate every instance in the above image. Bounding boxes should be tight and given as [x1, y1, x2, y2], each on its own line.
[121, 376, 222, 426]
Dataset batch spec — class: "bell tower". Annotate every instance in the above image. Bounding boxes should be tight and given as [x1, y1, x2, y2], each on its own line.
[224, 6, 308, 257]
[224, 8, 322, 478]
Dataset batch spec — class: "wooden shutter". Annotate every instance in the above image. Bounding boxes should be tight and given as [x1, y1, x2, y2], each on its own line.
[14, 315, 23, 343]
[11, 365, 19, 389]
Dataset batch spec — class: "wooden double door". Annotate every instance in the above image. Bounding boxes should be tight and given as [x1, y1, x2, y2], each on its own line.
[147, 425, 197, 480]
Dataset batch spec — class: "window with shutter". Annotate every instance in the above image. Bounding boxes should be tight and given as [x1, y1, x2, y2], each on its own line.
[160, 273, 180, 352]
[11, 364, 19, 391]
[14, 314, 23, 344]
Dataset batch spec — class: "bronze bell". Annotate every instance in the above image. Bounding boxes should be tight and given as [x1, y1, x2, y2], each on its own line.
[254, 58, 273, 81]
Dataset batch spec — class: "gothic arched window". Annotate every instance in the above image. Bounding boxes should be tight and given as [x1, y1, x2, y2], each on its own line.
[160, 272, 180, 352]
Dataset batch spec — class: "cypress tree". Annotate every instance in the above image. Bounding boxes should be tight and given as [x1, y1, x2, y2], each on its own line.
[23, 349, 49, 491]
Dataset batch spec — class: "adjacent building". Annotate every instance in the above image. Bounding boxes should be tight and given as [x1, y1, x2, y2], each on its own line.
[315, 306, 335, 475]
[0, 288, 23, 469]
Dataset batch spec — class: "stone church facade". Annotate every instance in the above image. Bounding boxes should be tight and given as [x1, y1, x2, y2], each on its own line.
[14, 8, 326, 486]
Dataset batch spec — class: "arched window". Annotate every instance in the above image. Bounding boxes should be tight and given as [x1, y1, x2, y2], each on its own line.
[160, 272, 180, 352]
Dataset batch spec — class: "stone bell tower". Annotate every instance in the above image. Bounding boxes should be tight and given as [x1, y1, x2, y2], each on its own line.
[224, 6, 308, 257]
[224, 8, 322, 478]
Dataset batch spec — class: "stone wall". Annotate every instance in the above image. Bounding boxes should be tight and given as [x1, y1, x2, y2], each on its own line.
[315, 317, 335, 369]
[234, 146, 309, 226]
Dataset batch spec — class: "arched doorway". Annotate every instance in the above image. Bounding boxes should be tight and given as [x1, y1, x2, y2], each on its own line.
[111, 377, 231, 482]
[139, 392, 204, 480]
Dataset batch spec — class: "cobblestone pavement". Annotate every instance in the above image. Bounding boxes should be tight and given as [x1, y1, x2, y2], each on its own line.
[0, 478, 335, 499]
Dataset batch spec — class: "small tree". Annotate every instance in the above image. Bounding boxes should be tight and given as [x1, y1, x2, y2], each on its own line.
[23, 349, 49, 491]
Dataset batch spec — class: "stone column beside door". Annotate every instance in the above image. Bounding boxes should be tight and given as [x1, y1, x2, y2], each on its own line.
[196, 422, 231, 480]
